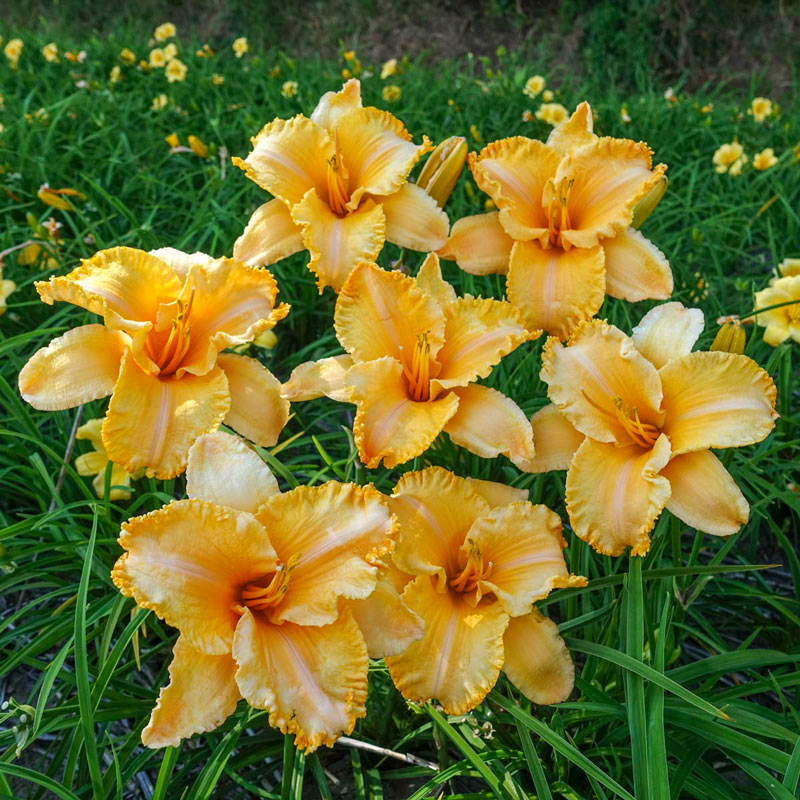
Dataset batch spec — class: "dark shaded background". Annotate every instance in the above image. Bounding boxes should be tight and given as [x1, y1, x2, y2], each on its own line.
[4, 0, 800, 93]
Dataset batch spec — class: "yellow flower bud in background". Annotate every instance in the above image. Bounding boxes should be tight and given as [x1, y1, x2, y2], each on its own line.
[154, 22, 176, 42]
[281, 80, 298, 98]
[232, 37, 249, 58]
[165, 132, 180, 148]
[151, 93, 168, 111]
[110, 65, 121, 83]
[710, 319, 746, 354]
[416, 136, 468, 207]
[381, 58, 398, 79]
[188, 135, 208, 158]
[42, 42, 59, 63]
[382, 85, 401, 102]
[165, 58, 187, 83]
[120, 47, 136, 64]
[254, 329, 278, 349]
[149, 48, 166, 68]
[631, 175, 668, 228]
[163, 42, 178, 62]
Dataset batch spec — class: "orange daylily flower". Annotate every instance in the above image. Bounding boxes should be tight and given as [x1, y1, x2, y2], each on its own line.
[282, 254, 537, 469]
[18, 246, 290, 479]
[440, 102, 672, 339]
[526, 302, 777, 556]
[113, 431, 412, 751]
[384, 467, 585, 714]
[233, 79, 448, 292]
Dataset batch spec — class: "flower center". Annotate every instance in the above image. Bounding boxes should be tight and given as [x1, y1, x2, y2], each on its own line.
[449, 539, 493, 594]
[788, 302, 800, 324]
[582, 390, 660, 448]
[326, 134, 351, 216]
[240, 553, 301, 611]
[144, 289, 195, 376]
[546, 177, 574, 249]
[401, 333, 432, 402]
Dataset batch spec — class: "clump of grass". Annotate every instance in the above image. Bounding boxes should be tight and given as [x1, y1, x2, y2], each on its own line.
[0, 27, 799, 800]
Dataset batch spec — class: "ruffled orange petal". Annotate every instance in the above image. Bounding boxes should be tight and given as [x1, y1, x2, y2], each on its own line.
[502, 609, 574, 704]
[433, 296, 532, 391]
[659, 352, 777, 455]
[545, 101, 596, 156]
[566, 435, 672, 556]
[385, 575, 508, 715]
[233, 115, 332, 206]
[468, 502, 584, 616]
[216, 353, 289, 447]
[661, 450, 749, 536]
[469, 138, 560, 241]
[254, 482, 394, 626]
[346, 357, 459, 469]
[18, 324, 127, 410]
[233, 199, 305, 267]
[36, 246, 180, 324]
[232, 606, 368, 752]
[541, 320, 664, 445]
[630, 302, 704, 370]
[390, 467, 491, 584]
[102, 352, 230, 479]
[519, 404, 584, 473]
[112, 498, 278, 654]
[438, 212, 513, 276]
[179, 258, 288, 377]
[506, 240, 605, 340]
[381, 183, 449, 251]
[186, 431, 279, 513]
[602, 228, 673, 302]
[415, 252, 457, 305]
[281, 355, 354, 402]
[335, 107, 431, 209]
[142, 635, 240, 748]
[558, 139, 666, 249]
[347, 575, 424, 658]
[443, 384, 536, 469]
[335, 261, 446, 364]
[310, 78, 362, 131]
[463, 478, 529, 508]
[291, 190, 386, 293]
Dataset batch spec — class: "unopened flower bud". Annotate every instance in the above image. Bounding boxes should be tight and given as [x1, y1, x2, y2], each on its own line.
[416, 136, 468, 207]
[710, 320, 746, 354]
[632, 176, 667, 228]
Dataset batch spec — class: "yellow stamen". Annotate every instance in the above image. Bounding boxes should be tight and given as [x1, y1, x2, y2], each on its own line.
[241, 553, 301, 611]
[449, 539, 492, 594]
[546, 178, 574, 249]
[146, 288, 196, 376]
[401, 333, 431, 402]
[327, 132, 350, 216]
[581, 390, 660, 448]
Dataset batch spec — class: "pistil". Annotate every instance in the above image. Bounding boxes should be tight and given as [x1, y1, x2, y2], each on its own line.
[449, 540, 493, 594]
[546, 177, 574, 249]
[241, 553, 301, 611]
[581, 390, 660, 448]
[145, 288, 195, 376]
[327, 133, 350, 216]
[401, 333, 432, 402]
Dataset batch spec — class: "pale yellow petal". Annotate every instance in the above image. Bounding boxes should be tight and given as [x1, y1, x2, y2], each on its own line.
[443, 384, 536, 469]
[381, 183, 449, 252]
[347, 575, 424, 658]
[557, 138, 666, 249]
[281, 355, 354, 402]
[19, 325, 126, 410]
[545, 101, 596, 156]
[76, 451, 108, 476]
[602, 228, 673, 302]
[335, 262, 446, 364]
[233, 199, 305, 267]
[335, 106, 431, 209]
[102, 352, 230, 480]
[142, 636, 240, 748]
[631, 302, 704, 369]
[390, 467, 491, 583]
[661, 450, 749, 536]
[541, 320, 664, 444]
[254, 482, 394, 626]
[291, 190, 386, 293]
[216, 353, 289, 447]
[112, 498, 278, 654]
[148, 248, 211, 282]
[506, 240, 605, 340]
[385, 575, 508, 715]
[659, 352, 777, 455]
[233, 115, 332, 206]
[566, 435, 672, 556]
[76, 417, 105, 452]
[186, 431, 279, 513]
[502, 608, 574, 704]
[469, 137, 560, 240]
[518, 404, 585, 473]
[433, 296, 532, 391]
[232, 606, 368, 752]
[438, 212, 513, 276]
[310, 78, 362, 131]
[415, 252, 457, 306]
[468, 502, 584, 615]
[346, 357, 459, 469]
